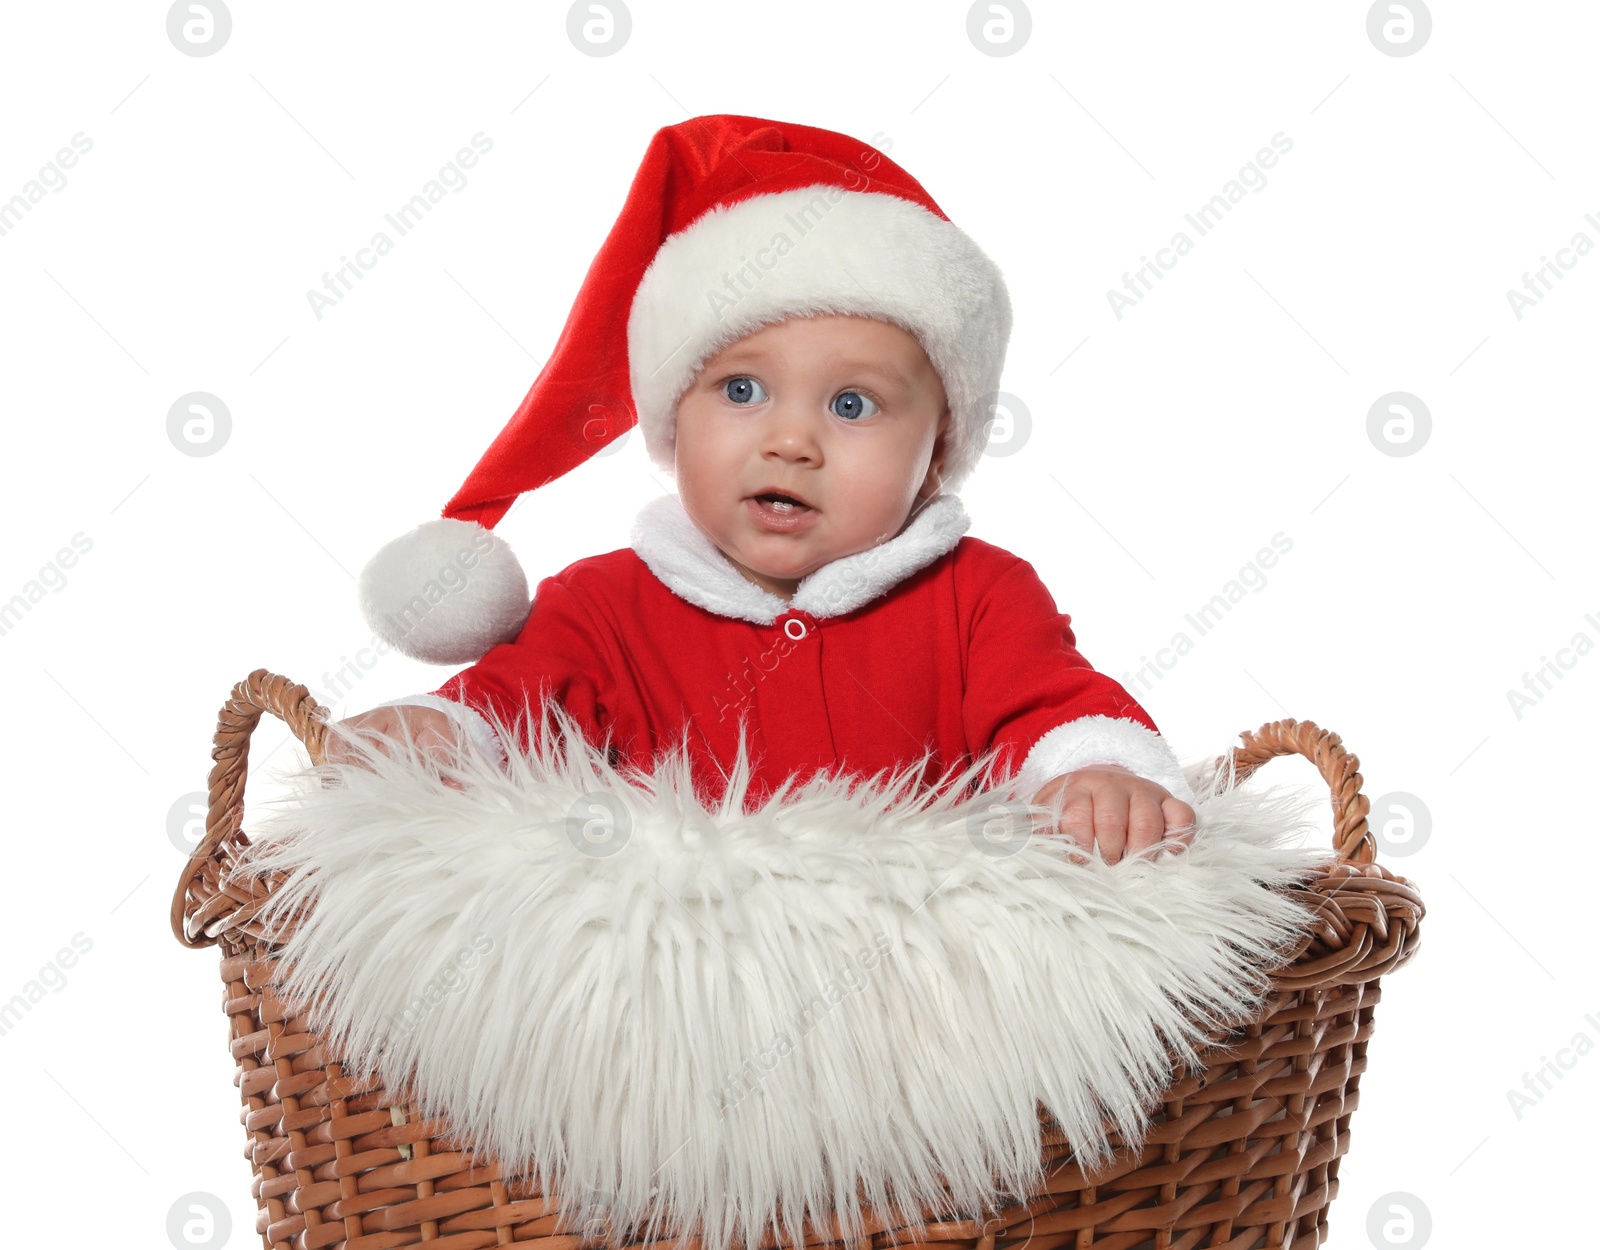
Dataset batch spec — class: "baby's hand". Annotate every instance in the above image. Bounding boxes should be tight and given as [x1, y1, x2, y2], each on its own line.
[323, 704, 467, 788]
[1031, 765, 1196, 863]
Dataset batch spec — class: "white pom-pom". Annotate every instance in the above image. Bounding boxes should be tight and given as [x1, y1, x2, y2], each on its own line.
[357, 519, 530, 665]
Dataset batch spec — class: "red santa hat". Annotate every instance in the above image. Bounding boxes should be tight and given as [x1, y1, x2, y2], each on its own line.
[359, 113, 1012, 664]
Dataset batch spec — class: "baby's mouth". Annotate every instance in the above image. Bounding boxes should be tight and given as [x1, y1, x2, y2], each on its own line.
[744, 490, 820, 530]
[748, 490, 815, 513]
[753, 493, 809, 513]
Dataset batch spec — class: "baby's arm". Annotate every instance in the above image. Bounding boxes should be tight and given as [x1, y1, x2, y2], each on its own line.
[961, 551, 1196, 862]
[323, 701, 471, 778]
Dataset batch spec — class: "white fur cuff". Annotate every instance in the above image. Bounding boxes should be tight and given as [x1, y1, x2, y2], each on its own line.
[1015, 715, 1196, 805]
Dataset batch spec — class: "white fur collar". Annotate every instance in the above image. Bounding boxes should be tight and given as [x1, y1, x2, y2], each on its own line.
[629, 492, 971, 623]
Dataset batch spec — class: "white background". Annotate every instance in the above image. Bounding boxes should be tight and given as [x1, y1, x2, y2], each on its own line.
[1, 1, 1593, 1246]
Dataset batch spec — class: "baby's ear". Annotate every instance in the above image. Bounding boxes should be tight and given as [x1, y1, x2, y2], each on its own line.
[920, 408, 953, 497]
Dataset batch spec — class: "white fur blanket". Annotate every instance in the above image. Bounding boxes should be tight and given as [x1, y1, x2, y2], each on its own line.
[238, 703, 1334, 1250]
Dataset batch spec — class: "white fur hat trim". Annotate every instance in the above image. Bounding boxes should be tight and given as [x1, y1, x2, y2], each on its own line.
[626, 186, 1012, 492]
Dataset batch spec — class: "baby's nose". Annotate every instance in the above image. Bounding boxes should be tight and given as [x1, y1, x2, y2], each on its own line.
[760, 406, 824, 454]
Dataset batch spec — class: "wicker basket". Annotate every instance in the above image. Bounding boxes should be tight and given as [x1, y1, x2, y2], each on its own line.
[171, 669, 1424, 1250]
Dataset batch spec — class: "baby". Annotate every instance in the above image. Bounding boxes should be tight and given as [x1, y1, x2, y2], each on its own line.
[328, 115, 1197, 863]
[330, 309, 1196, 863]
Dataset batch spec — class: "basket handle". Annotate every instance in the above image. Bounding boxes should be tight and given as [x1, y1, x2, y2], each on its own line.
[170, 669, 329, 948]
[1225, 718, 1374, 864]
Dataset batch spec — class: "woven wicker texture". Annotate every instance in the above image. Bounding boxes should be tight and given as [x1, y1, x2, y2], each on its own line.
[172, 670, 1424, 1250]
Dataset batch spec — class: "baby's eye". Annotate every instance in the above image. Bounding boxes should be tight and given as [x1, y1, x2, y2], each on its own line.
[722, 376, 768, 405]
[831, 390, 880, 421]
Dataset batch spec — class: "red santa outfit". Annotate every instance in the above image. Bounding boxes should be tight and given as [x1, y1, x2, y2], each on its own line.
[353, 114, 1192, 808]
[378, 492, 1192, 807]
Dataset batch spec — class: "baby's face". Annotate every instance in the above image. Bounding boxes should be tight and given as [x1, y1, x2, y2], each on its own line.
[673, 314, 950, 601]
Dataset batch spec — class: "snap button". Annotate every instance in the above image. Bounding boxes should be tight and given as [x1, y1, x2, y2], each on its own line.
[783, 616, 808, 641]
